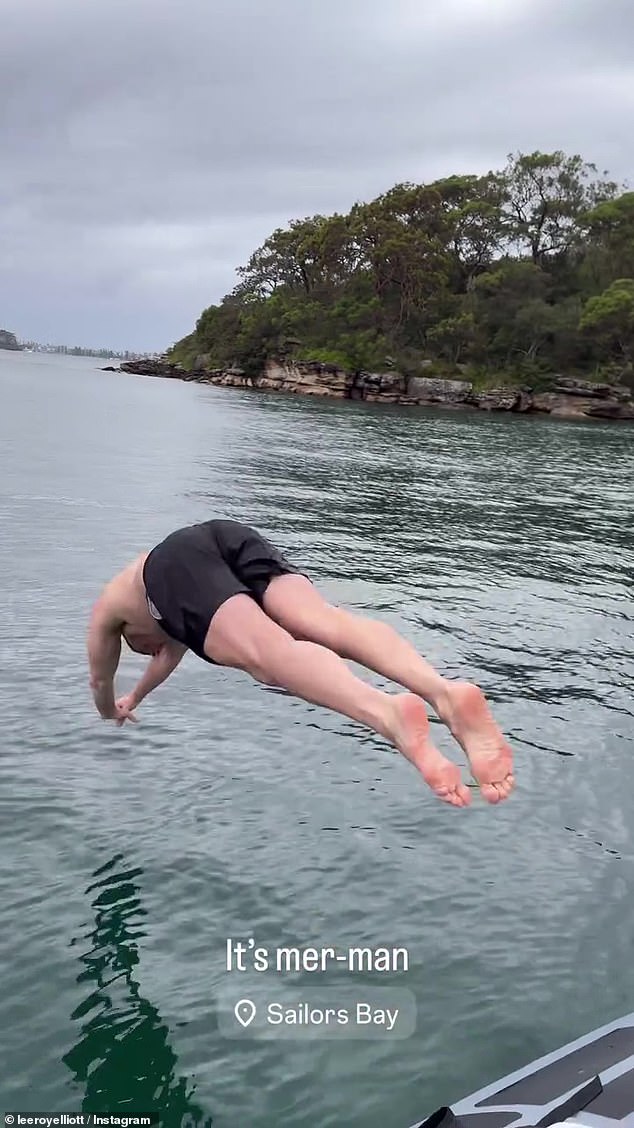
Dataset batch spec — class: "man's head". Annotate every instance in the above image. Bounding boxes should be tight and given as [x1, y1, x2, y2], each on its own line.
[121, 625, 161, 656]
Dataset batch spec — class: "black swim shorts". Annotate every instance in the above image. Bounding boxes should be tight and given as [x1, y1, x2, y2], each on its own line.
[142, 519, 305, 662]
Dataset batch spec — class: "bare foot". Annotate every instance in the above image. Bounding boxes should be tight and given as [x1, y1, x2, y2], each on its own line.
[437, 681, 514, 804]
[389, 694, 471, 808]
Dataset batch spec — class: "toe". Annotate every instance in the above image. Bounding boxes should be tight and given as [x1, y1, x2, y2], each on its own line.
[456, 782, 472, 806]
[501, 775, 515, 798]
[497, 773, 514, 799]
[434, 781, 471, 808]
[447, 790, 466, 808]
[484, 776, 514, 802]
[480, 782, 501, 804]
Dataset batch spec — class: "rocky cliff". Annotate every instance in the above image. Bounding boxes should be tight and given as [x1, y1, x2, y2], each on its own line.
[118, 357, 634, 421]
[0, 329, 21, 351]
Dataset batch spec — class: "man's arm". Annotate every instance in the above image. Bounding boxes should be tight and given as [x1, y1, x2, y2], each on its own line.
[126, 643, 187, 708]
[87, 595, 122, 719]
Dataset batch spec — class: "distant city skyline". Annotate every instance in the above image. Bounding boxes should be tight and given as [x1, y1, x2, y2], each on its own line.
[18, 339, 157, 359]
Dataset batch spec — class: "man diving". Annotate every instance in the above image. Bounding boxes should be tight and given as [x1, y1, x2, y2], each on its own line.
[87, 519, 514, 807]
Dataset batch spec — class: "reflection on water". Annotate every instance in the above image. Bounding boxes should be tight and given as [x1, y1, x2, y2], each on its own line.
[64, 855, 213, 1127]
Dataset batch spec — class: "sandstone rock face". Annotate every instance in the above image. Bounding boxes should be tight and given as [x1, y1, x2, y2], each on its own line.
[552, 376, 632, 401]
[261, 359, 350, 395]
[531, 388, 634, 419]
[585, 400, 634, 419]
[353, 371, 408, 403]
[406, 376, 472, 404]
[472, 388, 521, 412]
[117, 357, 634, 422]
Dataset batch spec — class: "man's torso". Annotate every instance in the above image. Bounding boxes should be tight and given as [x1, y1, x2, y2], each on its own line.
[112, 553, 172, 651]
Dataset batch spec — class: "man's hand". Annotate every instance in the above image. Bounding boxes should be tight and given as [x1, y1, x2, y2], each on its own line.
[114, 695, 139, 726]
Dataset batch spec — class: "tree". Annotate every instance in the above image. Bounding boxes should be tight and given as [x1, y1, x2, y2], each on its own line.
[235, 213, 357, 300]
[428, 173, 506, 289]
[349, 185, 451, 343]
[581, 192, 634, 288]
[500, 150, 618, 265]
[426, 311, 478, 364]
[470, 260, 549, 359]
[580, 278, 634, 363]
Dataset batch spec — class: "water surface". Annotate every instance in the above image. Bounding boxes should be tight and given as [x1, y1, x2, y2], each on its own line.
[1, 350, 633, 1127]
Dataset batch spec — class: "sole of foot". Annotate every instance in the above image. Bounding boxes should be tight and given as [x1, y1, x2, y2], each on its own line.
[392, 694, 472, 808]
[437, 681, 514, 804]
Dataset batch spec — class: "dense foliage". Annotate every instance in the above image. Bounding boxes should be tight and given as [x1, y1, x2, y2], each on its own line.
[169, 151, 634, 387]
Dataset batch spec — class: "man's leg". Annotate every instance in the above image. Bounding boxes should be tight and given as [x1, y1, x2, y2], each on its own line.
[262, 575, 514, 803]
[204, 593, 472, 807]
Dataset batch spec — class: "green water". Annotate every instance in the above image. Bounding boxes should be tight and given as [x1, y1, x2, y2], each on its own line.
[0, 350, 633, 1128]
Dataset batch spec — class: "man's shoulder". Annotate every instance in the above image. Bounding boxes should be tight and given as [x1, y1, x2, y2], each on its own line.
[122, 552, 150, 579]
[90, 581, 123, 627]
[90, 555, 149, 623]
[92, 567, 133, 622]
[112, 553, 149, 588]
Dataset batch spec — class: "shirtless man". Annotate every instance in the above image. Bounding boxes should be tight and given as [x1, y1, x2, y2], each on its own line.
[87, 519, 514, 807]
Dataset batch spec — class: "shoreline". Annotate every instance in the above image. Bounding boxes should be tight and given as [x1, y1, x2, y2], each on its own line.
[114, 357, 634, 423]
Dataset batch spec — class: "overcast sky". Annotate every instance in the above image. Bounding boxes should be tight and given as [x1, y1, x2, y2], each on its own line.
[1, 0, 632, 352]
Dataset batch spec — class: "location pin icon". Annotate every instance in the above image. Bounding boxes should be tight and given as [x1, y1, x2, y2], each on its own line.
[234, 999, 257, 1028]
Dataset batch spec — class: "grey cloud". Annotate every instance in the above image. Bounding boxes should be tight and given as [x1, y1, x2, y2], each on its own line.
[1, 0, 632, 350]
